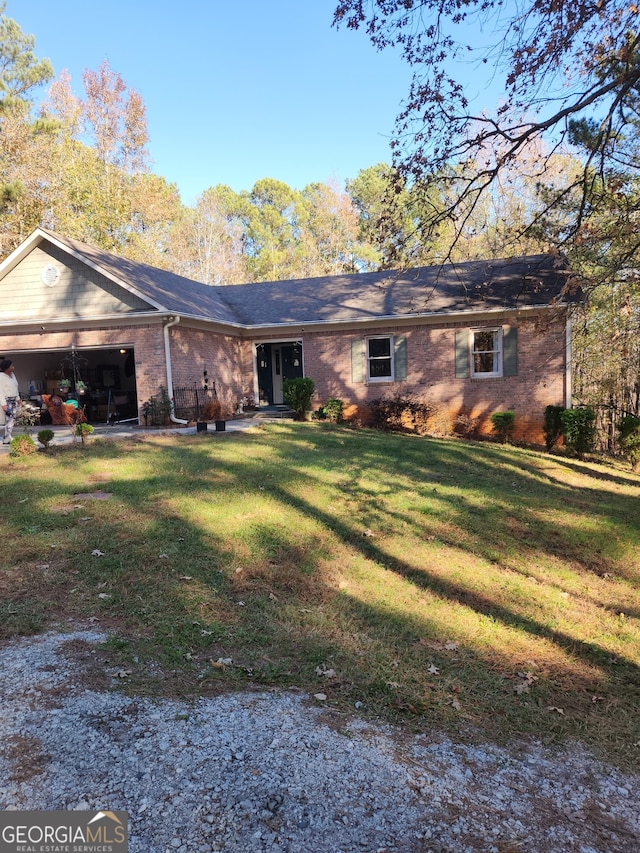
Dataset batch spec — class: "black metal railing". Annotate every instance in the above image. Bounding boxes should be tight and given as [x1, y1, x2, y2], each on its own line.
[172, 383, 217, 421]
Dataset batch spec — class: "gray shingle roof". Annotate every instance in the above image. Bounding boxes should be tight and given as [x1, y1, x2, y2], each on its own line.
[41, 231, 580, 328]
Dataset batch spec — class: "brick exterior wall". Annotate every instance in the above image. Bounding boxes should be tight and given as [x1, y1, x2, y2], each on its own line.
[1, 310, 569, 444]
[170, 326, 254, 416]
[296, 312, 568, 445]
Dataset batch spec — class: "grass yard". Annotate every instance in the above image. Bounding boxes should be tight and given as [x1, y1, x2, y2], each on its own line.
[1, 422, 640, 768]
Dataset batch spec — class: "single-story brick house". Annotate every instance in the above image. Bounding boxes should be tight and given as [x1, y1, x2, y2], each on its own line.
[0, 228, 581, 442]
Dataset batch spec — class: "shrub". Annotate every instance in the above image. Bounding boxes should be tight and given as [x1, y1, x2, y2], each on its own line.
[143, 386, 173, 426]
[561, 407, 596, 458]
[75, 422, 95, 444]
[454, 412, 480, 438]
[283, 377, 315, 420]
[543, 405, 565, 451]
[37, 429, 55, 448]
[322, 398, 344, 424]
[617, 414, 640, 471]
[200, 398, 223, 421]
[10, 434, 36, 457]
[490, 410, 516, 443]
[367, 396, 435, 434]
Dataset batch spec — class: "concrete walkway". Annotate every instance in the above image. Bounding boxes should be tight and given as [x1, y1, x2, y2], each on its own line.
[1, 417, 260, 452]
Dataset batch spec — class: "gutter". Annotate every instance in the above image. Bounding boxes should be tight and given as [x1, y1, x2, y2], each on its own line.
[163, 315, 189, 424]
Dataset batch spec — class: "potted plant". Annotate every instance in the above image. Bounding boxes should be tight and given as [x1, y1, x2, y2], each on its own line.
[58, 378, 71, 393]
[75, 380, 88, 395]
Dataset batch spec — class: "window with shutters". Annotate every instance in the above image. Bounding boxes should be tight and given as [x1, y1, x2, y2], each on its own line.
[455, 326, 517, 379]
[351, 335, 407, 383]
[367, 336, 393, 380]
[472, 329, 501, 377]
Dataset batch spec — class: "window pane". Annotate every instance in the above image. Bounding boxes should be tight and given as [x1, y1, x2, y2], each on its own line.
[473, 330, 498, 374]
[474, 331, 496, 353]
[369, 358, 392, 377]
[474, 351, 497, 373]
[368, 338, 391, 358]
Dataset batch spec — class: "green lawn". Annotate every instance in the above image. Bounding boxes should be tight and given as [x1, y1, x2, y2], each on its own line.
[2, 422, 640, 768]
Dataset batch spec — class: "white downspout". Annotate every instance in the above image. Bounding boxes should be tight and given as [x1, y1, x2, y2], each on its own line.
[163, 315, 189, 424]
[565, 311, 573, 409]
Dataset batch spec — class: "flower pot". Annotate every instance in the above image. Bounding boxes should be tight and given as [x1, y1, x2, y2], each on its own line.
[196, 421, 208, 433]
[215, 420, 226, 432]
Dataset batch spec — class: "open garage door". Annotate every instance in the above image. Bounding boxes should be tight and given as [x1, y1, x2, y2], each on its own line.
[14, 345, 139, 424]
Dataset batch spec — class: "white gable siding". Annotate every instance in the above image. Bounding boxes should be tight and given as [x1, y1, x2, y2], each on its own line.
[0, 244, 154, 321]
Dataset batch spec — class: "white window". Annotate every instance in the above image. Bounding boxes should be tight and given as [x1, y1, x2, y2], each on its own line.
[367, 336, 393, 381]
[471, 329, 502, 377]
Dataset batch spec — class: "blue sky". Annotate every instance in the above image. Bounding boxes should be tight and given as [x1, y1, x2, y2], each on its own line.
[13, 1, 498, 206]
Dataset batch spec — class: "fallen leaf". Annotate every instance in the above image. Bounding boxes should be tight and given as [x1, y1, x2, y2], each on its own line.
[514, 681, 530, 694]
[36, 564, 50, 570]
[450, 698, 462, 710]
[269, 592, 279, 601]
[178, 575, 193, 581]
[217, 657, 233, 666]
[547, 706, 565, 714]
[591, 695, 604, 703]
[444, 642, 459, 651]
[97, 592, 111, 600]
[116, 670, 131, 678]
[315, 666, 336, 678]
[313, 693, 327, 701]
[428, 664, 440, 675]
[236, 601, 245, 606]
[91, 549, 105, 557]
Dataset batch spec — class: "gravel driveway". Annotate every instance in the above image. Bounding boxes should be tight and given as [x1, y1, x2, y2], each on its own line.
[1, 629, 639, 852]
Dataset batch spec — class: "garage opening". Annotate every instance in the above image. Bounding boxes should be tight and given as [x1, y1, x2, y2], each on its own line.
[13, 345, 138, 424]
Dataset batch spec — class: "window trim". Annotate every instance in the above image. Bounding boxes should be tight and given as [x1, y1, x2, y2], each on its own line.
[470, 327, 503, 378]
[366, 334, 395, 382]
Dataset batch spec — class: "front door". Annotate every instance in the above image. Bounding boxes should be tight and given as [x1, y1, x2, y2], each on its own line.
[257, 342, 303, 405]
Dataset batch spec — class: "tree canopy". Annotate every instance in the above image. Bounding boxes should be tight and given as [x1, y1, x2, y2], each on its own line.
[333, 0, 640, 269]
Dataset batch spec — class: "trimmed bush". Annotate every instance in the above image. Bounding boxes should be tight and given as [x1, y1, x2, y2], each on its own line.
[283, 377, 315, 420]
[37, 429, 55, 448]
[490, 410, 516, 443]
[561, 407, 596, 458]
[543, 405, 565, 451]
